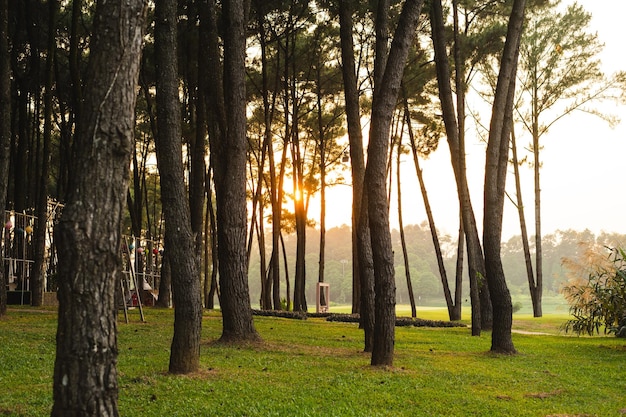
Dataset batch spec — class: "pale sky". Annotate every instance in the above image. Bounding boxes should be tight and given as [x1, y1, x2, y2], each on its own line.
[315, 0, 626, 241]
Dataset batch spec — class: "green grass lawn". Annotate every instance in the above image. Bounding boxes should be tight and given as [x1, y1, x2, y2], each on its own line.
[1, 306, 624, 416]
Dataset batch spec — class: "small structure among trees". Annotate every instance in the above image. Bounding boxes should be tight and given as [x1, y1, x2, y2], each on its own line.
[121, 235, 162, 309]
[2, 210, 36, 304]
[2, 202, 162, 310]
[2, 200, 61, 305]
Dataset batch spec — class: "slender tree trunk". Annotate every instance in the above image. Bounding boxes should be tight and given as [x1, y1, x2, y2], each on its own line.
[155, 0, 203, 373]
[206, 166, 220, 308]
[292, 170, 307, 312]
[51, 1, 147, 414]
[0, 0, 11, 317]
[397, 138, 416, 317]
[31, 0, 56, 307]
[204, 175, 211, 307]
[280, 232, 291, 311]
[450, 0, 464, 323]
[256, 202, 268, 308]
[510, 128, 537, 315]
[255, 0, 285, 312]
[128, 134, 147, 239]
[368, 0, 424, 367]
[356, 190, 375, 351]
[213, 0, 259, 342]
[453, 215, 464, 321]
[190, 53, 207, 270]
[405, 95, 456, 320]
[290, 43, 307, 313]
[190, 2, 207, 259]
[316, 56, 327, 305]
[291, 27, 307, 313]
[69, 0, 83, 119]
[430, 0, 489, 335]
[14, 89, 27, 212]
[531, 84, 543, 317]
[338, 0, 374, 346]
[483, 0, 526, 354]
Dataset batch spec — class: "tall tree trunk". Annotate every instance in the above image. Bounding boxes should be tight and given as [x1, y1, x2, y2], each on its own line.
[483, 0, 526, 354]
[14, 89, 27, 212]
[510, 128, 537, 315]
[51, 1, 147, 414]
[256, 201, 268, 308]
[190, 37, 207, 269]
[316, 54, 327, 306]
[280, 231, 291, 311]
[262, 1, 283, 311]
[396, 138, 416, 318]
[204, 166, 219, 309]
[368, 0, 424, 367]
[450, 0, 465, 323]
[69, 0, 83, 119]
[253, 3, 282, 310]
[31, 0, 56, 307]
[338, 0, 374, 348]
[155, 0, 203, 373]
[290, 23, 307, 313]
[0, 0, 11, 317]
[127, 151, 143, 238]
[531, 85, 543, 317]
[453, 215, 464, 321]
[211, 0, 260, 342]
[459, 9, 493, 334]
[292, 159, 307, 312]
[197, 1, 219, 311]
[430, 0, 489, 335]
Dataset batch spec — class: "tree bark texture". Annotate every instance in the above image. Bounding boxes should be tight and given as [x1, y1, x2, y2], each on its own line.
[0, 0, 11, 317]
[213, 0, 259, 342]
[154, 0, 203, 373]
[367, 0, 424, 366]
[51, 1, 147, 415]
[483, 0, 527, 354]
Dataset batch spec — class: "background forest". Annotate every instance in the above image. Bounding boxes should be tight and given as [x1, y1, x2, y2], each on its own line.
[249, 226, 626, 311]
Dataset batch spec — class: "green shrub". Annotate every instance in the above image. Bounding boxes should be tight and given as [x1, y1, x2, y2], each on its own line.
[561, 245, 626, 336]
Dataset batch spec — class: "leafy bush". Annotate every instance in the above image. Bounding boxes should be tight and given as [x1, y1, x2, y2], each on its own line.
[561, 245, 626, 336]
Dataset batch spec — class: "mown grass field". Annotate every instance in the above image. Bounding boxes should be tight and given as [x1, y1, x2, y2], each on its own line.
[1, 306, 624, 416]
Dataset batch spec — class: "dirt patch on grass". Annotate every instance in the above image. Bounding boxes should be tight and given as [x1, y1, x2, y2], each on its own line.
[261, 339, 359, 359]
[525, 389, 565, 399]
[599, 344, 626, 351]
[512, 329, 552, 335]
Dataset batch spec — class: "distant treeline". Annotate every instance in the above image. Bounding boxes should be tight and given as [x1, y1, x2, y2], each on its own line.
[247, 224, 625, 309]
